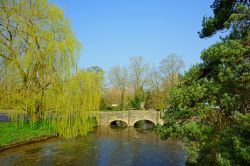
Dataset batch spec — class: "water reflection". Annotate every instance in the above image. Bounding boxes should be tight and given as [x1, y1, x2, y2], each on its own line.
[110, 120, 127, 128]
[0, 127, 185, 166]
[134, 120, 155, 129]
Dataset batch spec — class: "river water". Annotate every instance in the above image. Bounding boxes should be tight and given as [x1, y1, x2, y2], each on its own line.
[0, 126, 185, 166]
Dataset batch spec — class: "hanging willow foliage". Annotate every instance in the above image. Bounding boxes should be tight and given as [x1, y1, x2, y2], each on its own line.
[46, 70, 101, 138]
[3, 70, 101, 138]
[0, 0, 101, 138]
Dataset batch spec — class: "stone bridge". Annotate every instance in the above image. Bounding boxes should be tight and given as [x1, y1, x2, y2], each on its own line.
[91, 110, 164, 127]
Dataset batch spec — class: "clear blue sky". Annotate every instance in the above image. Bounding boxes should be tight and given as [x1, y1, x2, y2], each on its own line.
[50, 0, 221, 72]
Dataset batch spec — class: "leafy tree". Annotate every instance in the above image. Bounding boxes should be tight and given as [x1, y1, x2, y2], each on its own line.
[0, 0, 80, 115]
[0, 0, 102, 138]
[48, 70, 102, 138]
[199, 0, 249, 39]
[159, 1, 250, 165]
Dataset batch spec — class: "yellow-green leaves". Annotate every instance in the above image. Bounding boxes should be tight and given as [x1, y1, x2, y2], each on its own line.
[0, 0, 100, 139]
[48, 70, 101, 139]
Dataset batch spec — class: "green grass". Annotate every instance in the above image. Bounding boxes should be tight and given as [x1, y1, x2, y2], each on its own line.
[0, 121, 55, 145]
[0, 109, 12, 113]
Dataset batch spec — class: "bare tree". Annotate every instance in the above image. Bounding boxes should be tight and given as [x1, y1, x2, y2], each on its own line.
[148, 66, 162, 92]
[129, 56, 150, 94]
[160, 53, 185, 77]
[160, 53, 185, 86]
[109, 65, 128, 110]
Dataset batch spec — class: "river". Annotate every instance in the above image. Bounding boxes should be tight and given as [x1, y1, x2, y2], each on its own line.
[0, 126, 185, 166]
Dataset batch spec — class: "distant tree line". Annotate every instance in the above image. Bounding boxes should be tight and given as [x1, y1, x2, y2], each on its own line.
[100, 54, 185, 111]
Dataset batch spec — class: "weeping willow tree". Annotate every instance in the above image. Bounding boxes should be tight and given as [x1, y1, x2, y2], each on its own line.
[45, 70, 101, 138]
[0, 0, 101, 138]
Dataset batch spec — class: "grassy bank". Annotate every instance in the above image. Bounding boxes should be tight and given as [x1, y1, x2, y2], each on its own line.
[0, 121, 55, 146]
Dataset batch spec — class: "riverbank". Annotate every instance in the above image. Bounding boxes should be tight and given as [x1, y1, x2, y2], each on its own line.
[0, 121, 56, 152]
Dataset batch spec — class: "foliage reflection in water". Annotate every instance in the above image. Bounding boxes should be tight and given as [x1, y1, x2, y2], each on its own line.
[134, 120, 155, 129]
[0, 127, 185, 166]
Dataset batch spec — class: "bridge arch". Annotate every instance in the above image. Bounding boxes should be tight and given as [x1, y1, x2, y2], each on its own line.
[110, 120, 128, 127]
[133, 119, 155, 127]
[95, 110, 164, 126]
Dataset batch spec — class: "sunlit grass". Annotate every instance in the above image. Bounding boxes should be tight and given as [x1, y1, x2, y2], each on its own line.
[0, 121, 55, 145]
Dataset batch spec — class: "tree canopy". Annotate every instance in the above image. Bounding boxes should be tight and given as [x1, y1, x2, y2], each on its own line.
[0, 0, 102, 138]
[199, 0, 249, 39]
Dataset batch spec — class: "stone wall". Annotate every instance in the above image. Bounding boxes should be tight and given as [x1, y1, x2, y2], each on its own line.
[92, 110, 164, 127]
